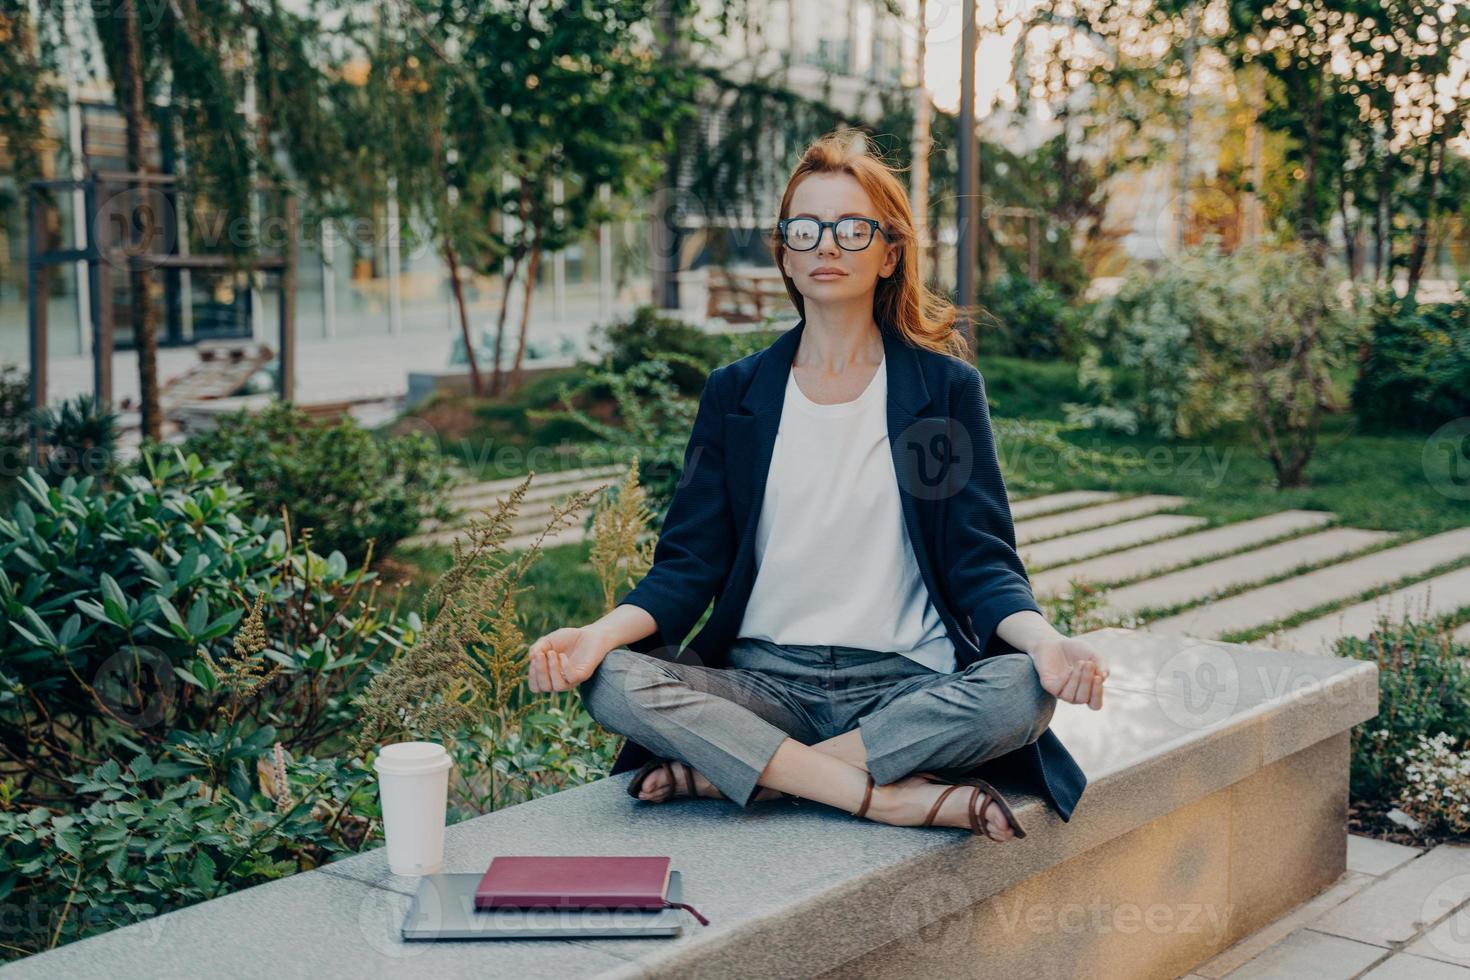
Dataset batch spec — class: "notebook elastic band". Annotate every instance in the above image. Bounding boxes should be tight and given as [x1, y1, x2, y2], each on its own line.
[665, 901, 709, 926]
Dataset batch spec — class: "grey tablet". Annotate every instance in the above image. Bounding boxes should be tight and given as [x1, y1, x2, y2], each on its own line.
[401, 869, 687, 940]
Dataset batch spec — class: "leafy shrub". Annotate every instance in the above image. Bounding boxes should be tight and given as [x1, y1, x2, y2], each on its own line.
[180, 402, 455, 564]
[0, 440, 658, 960]
[0, 363, 26, 464]
[586, 305, 725, 398]
[1337, 618, 1470, 807]
[976, 274, 1080, 360]
[33, 394, 121, 484]
[1069, 244, 1367, 486]
[0, 449, 414, 791]
[1352, 292, 1470, 432]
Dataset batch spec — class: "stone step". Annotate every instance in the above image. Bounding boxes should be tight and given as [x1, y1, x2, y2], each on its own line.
[401, 517, 591, 553]
[1455, 621, 1470, 644]
[1268, 564, 1470, 654]
[1030, 510, 1336, 597]
[1100, 527, 1395, 622]
[1021, 515, 1209, 571]
[1142, 527, 1470, 639]
[428, 476, 616, 535]
[448, 463, 625, 503]
[1010, 490, 1121, 521]
[1014, 495, 1189, 546]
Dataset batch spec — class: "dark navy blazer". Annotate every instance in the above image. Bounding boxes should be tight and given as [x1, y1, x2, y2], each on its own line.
[609, 317, 1088, 822]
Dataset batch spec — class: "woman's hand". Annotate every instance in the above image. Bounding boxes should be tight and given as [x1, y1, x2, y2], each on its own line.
[1028, 635, 1109, 710]
[527, 626, 610, 693]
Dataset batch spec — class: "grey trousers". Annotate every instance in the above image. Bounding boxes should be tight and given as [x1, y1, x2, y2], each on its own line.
[579, 635, 1057, 808]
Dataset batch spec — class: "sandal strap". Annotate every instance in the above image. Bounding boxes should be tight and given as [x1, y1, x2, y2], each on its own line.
[922, 784, 960, 828]
[974, 788, 999, 841]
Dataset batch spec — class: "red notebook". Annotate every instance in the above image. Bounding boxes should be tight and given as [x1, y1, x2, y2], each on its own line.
[474, 856, 709, 925]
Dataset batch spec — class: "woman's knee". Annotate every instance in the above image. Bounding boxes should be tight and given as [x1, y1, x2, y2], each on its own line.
[976, 653, 1057, 745]
[578, 648, 667, 726]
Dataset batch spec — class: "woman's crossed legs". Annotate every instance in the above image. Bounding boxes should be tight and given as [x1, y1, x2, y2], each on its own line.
[579, 647, 1056, 839]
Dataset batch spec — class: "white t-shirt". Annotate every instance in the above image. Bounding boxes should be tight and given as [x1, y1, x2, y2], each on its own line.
[734, 353, 958, 673]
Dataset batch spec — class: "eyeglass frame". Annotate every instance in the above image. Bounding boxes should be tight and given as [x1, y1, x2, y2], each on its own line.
[777, 216, 892, 252]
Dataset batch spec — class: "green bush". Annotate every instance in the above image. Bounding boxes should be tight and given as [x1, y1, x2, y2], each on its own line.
[1069, 244, 1366, 486]
[586, 305, 725, 398]
[33, 394, 121, 484]
[180, 402, 455, 564]
[0, 447, 417, 957]
[976, 274, 1080, 360]
[1352, 292, 1470, 432]
[1337, 618, 1470, 807]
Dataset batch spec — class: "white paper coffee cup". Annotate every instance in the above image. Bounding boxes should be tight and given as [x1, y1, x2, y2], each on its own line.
[373, 741, 453, 876]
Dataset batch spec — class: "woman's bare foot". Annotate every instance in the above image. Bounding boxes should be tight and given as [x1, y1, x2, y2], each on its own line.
[864, 774, 1019, 841]
[635, 762, 785, 803]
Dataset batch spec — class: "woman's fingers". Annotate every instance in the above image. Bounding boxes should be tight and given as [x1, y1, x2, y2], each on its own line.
[528, 646, 546, 692]
[1060, 662, 1083, 704]
[548, 649, 570, 690]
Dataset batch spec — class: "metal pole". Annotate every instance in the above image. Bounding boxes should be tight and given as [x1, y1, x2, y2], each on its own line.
[27, 192, 49, 470]
[279, 194, 297, 402]
[955, 0, 978, 351]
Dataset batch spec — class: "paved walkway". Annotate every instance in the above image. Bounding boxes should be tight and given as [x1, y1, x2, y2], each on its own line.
[1181, 837, 1470, 978]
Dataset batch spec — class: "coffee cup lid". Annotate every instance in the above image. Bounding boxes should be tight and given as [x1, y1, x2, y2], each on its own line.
[374, 741, 452, 775]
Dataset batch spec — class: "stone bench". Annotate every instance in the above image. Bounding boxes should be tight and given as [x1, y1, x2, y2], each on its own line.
[3, 627, 1378, 980]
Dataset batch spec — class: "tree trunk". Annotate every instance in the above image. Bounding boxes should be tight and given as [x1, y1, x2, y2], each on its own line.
[510, 229, 543, 394]
[1406, 130, 1443, 295]
[443, 241, 483, 396]
[490, 251, 520, 398]
[119, 0, 161, 442]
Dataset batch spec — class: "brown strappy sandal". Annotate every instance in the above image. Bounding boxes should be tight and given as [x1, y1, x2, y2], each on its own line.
[915, 772, 1027, 841]
[627, 758, 698, 803]
[627, 757, 792, 804]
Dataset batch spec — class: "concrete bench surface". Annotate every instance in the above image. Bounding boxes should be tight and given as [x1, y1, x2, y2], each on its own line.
[2, 628, 1378, 980]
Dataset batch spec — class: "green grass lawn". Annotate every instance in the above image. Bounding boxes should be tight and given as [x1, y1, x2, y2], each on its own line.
[979, 355, 1470, 535]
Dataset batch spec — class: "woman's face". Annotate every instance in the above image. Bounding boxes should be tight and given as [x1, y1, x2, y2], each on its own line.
[779, 172, 900, 303]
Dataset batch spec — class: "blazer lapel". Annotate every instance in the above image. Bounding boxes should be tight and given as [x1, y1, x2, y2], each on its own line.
[724, 318, 934, 551]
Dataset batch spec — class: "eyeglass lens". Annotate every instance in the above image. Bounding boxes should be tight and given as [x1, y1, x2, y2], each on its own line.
[784, 217, 875, 251]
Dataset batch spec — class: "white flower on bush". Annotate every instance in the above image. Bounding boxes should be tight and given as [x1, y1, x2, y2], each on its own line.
[1398, 732, 1470, 836]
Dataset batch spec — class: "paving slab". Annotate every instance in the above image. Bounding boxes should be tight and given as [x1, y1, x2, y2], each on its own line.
[1099, 528, 1394, 621]
[1363, 953, 1470, 978]
[1450, 621, 1470, 644]
[1348, 836, 1424, 877]
[1019, 514, 1208, 570]
[1311, 844, 1470, 948]
[1014, 494, 1189, 545]
[1189, 871, 1375, 978]
[1009, 489, 1121, 520]
[1406, 906, 1470, 969]
[1142, 528, 1470, 639]
[1216, 928, 1386, 979]
[1030, 510, 1337, 597]
[1270, 565, 1470, 654]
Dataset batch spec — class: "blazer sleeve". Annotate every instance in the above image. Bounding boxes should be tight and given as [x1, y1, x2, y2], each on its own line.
[614, 367, 738, 656]
[942, 363, 1043, 656]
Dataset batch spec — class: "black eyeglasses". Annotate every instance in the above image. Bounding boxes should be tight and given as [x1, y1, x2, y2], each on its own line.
[778, 216, 890, 252]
